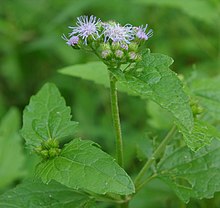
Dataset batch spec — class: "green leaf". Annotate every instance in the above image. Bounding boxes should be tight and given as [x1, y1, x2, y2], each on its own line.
[0, 179, 96, 208]
[36, 139, 135, 195]
[110, 52, 193, 131]
[60, 61, 109, 87]
[157, 140, 220, 203]
[179, 120, 220, 151]
[20, 83, 78, 149]
[59, 61, 132, 94]
[134, 0, 218, 25]
[0, 108, 25, 189]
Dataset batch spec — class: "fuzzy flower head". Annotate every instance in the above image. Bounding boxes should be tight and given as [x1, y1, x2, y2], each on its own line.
[102, 22, 134, 44]
[135, 24, 153, 40]
[62, 35, 79, 46]
[69, 15, 101, 44]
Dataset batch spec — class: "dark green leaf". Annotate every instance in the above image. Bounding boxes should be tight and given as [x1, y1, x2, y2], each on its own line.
[110, 53, 193, 131]
[157, 140, 220, 203]
[0, 180, 95, 208]
[36, 139, 135, 195]
[20, 83, 78, 149]
[179, 120, 220, 151]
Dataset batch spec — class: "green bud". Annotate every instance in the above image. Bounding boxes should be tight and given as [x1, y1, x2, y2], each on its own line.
[128, 42, 139, 51]
[115, 50, 124, 59]
[111, 42, 121, 51]
[101, 50, 112, 59]
[40, 150, 49, 159]
[190, 99, 203, 117]
[49, 148, 61, 158]
[100, 43, 111, 50]
[128, 51, 137, 61]
[41, 138, 59, 150]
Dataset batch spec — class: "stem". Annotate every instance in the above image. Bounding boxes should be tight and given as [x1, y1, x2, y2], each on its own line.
[109, 71, 124, 167]
[136, 173, 157, 192]
[134, 125, 177, 189]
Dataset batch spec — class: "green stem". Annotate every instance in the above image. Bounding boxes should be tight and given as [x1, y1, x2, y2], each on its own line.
[109, 71, 124, 167]
[134, 125, 177, 189]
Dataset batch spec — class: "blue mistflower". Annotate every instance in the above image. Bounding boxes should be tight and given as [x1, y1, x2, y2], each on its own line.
[135, 24, 153, 40]
[62, 35, 79, 46]
[69, 15, 101, 44]
[102, 22, 134, 44]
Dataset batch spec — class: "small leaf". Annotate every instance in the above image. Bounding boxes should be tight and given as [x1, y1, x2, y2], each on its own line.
[20, 83, 78, 149]
[36, 139, 135, 195]
[157, 140, 220, 203]
[0, 179, 95, 208]
[110, 52, 194, 131]
[0, 108, 25, 189]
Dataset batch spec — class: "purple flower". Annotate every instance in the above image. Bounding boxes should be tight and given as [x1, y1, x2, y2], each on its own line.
[62, 34, 79, 46]
[135, 24, 153, 40]
[102, 22, 134, 44]
[69, 15, 101, 44]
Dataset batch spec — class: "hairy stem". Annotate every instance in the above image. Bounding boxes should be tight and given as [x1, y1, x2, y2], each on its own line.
[134, 125, 177, 189]
[109, 71, 124, 167]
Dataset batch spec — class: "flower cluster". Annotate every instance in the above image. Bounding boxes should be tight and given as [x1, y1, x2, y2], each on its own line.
[62, 15, 153, 67]
[35, 138, 61, 159]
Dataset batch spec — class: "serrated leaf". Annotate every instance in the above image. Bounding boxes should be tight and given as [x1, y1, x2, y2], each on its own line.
[0, 180, 95, 208]
[110, 53, 193, 131]
[0, 108, 25, 189]
[36, 139, 135, 195]
[20, 83, 78, 149]
[179, 120, 220, 151]
[134, 0, 218, 25]
[157, 140, 220, 203]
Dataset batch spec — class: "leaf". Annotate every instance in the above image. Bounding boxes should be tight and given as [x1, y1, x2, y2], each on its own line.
[0, 108, 25, 189]
[59, 61, 132, 94]
[157, 140, 220, 203]
[0, 179, 96, 208]
[60, 61, 109, 87]
[134, 0, 218, 25]
[20, 83, 78, 149]
[110, 52, 193, 131]
[36, 139, 135, 195]
[179, 120, 220, 151]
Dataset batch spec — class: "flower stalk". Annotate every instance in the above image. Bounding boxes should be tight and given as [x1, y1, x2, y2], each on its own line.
[109, 71, 124, 167]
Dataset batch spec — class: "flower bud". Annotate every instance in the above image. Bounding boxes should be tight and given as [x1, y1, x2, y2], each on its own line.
[115, 50, 124, 59]
[40, 150, 49, 159]
[100, 43, 111, 50]
[128, 51, 137, 61]
[49, 148, 61, 158]
[128, 42, 139, 51]
[111, 42, 121, 51]
[101, 50, 112, 59]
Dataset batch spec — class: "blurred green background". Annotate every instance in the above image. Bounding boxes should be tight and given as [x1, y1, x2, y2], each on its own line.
[0, 0, 219, 207]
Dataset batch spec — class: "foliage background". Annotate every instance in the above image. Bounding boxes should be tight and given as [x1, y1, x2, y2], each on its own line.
[0, 0, 219, 207]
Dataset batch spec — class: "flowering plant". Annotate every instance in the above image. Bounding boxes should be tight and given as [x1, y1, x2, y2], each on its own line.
[1, 15, 220, 208]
